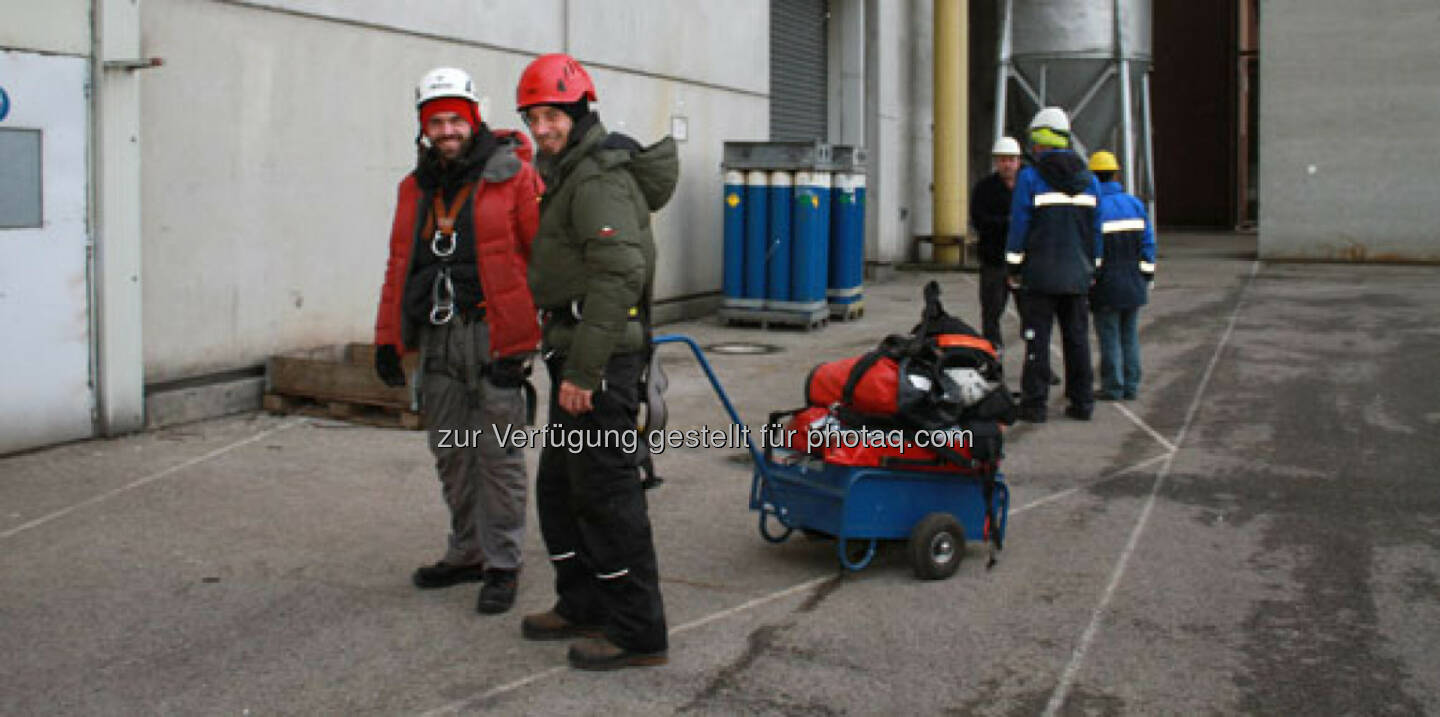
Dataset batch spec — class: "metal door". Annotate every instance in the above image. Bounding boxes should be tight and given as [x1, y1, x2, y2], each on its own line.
[770, 0, 829, 141]
[0, 50, 93, 453]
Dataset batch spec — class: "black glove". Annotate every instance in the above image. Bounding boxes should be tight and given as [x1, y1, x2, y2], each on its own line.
[486, 356, 528, 389]
[374, 344, 406, 387]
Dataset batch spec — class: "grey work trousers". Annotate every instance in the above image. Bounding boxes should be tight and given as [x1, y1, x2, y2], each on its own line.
[419, 317, 528, 570]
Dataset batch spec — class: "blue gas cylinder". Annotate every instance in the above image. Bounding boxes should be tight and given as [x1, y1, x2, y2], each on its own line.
[791, 171, 831, 311]
[828, 172, 865, 312]
[742, 170, 769, 307]
[722, 170, 746, 302]
[766, 171, 794, 306]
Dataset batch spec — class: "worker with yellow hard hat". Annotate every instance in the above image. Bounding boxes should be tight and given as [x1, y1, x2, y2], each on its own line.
[1086, 149, 1156, 402]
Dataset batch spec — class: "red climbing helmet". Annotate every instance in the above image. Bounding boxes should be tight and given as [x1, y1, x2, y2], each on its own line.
[515, 53, 597, 111]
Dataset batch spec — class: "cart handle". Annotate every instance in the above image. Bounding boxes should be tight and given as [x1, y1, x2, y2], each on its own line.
[651, 334, 763, 468]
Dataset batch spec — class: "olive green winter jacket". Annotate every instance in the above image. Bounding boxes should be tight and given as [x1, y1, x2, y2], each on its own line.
[529, 119, 679, 390]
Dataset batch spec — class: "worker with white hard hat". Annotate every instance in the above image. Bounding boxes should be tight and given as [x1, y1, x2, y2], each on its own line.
[1004, 106, 1105, 423]
[970, 136, 1024, 353]
[373, 66, 544, 614]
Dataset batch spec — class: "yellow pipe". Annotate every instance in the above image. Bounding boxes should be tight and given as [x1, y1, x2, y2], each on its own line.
[932, 0, 967, 265]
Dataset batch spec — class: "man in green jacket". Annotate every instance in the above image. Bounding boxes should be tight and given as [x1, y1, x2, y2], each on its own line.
[515, 53, 678, 671]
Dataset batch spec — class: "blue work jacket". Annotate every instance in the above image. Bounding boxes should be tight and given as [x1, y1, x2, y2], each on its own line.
[1005, 149, 1104, 295]
[1090, 181, 1157, 310]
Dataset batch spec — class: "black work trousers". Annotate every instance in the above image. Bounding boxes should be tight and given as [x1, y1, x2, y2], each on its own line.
[978, 263, 1012, 351]
[536, 350, 668, 654]
[1018, 291, 1094, 415]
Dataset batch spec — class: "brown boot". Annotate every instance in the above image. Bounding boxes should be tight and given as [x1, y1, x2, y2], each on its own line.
[567, 637, 668, 671]
[520, 610, 603, 641]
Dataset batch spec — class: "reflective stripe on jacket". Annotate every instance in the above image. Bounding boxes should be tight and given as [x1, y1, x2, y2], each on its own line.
[1090, 181, 1156, 310]
[1005, 150, 1103, 295]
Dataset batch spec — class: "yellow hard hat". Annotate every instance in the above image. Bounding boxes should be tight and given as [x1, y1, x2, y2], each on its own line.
[1089, 150, 1120, 172]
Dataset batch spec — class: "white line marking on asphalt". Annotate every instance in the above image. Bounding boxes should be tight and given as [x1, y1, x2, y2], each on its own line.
[1043, 260, 1260, 716]
[1010, 452, 1173, 516]
[0, 418, 308, 542]
[669, 575, 833, 634]
[417, 667, 566, 717]
[418, 450, 1176, 715]
[1035, 339, 1175, 452]
[418, 575, 835, 715]
[1111, 403, 1177, 452]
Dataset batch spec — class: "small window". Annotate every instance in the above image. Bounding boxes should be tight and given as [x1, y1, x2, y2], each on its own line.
[0, 128, 43, 229]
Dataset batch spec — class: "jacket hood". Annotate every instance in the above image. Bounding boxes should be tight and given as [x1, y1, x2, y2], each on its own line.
[602, 136, 679, 211]
[542, 117, 679, 211]
[1033, 149, 1093, 195]
[1099, 180, 1124, 196]
[479, 130, 534, 182]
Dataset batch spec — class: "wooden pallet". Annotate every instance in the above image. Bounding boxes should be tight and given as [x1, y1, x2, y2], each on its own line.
[264, 343, 423, 430]
[262, 393, 424, 430]
[719, 306, 830, 331]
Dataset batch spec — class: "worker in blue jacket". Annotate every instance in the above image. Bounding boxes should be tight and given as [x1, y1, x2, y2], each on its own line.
[1005, 106, 1103, 423]
[1087, 150, 1156, 401]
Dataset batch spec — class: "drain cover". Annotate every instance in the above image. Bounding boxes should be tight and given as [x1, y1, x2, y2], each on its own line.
[704, 341, 782, 356]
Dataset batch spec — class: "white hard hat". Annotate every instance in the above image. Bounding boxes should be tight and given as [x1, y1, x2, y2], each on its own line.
[991, 136, 1021, 156]
[1028, 106, 1071, 133]
[415, 67, 478, 107]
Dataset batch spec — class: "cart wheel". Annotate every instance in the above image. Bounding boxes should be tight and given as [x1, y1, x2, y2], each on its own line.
[909, 513, 966, 580]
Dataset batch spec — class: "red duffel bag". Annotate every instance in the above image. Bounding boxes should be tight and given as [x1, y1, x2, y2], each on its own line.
[804, 355, 899, 415]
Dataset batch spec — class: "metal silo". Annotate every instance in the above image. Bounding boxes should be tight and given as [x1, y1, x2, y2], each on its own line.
[996, 0, 1155, 214]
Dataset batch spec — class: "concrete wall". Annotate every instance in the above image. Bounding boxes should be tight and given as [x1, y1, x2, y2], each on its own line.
[1259, 0, 1440, 262]
[0, 0, 91, 56]
[905, 1, 935, 260]
[864, 0, 928, 266]
[139, 0, 766, 383]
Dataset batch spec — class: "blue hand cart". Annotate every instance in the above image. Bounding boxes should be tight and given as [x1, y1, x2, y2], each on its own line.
[653, 334, 1009, 579]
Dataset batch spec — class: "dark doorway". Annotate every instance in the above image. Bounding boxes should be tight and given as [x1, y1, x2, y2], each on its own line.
[1152, 0, 1255, 228]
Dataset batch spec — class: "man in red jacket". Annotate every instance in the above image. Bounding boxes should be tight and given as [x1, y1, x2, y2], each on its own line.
[373, 67, 543, 614]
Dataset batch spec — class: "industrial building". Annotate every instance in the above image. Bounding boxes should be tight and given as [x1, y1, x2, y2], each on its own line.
[2, 0, 1436, 454]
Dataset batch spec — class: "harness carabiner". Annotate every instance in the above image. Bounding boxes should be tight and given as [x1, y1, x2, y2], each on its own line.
[429, 269, 456, 325]
[430, 303, 455, 325]
[431, 230, 457, 258]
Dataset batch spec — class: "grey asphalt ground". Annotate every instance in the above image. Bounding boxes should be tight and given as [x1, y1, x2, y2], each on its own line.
[3, 233, 1438, 715]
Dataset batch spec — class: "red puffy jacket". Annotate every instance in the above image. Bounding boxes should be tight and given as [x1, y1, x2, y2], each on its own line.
[374, 130, 543, 359]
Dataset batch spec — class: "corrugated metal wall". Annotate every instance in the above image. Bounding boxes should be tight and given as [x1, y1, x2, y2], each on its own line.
[770, 0, 828, 141]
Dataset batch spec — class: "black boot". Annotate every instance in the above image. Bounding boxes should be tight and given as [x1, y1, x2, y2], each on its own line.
[476, 569, 518, 614]
[412, 561, 485, 589]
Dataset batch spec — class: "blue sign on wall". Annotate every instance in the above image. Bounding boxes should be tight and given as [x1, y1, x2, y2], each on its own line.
[0, 87, 11, 122]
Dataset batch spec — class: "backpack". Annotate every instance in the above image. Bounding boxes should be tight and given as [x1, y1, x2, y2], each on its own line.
[805, 281, 1016, 436]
